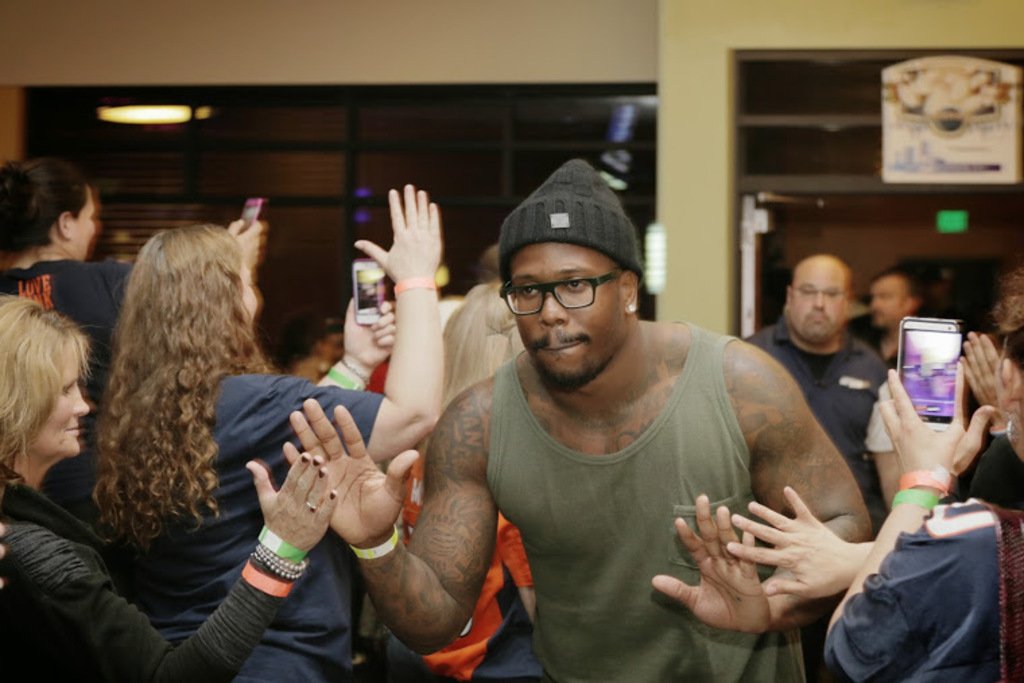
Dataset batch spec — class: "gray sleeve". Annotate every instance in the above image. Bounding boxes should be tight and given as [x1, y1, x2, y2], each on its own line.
[154, 579, 284, 682]
[8, 523, 284, 683]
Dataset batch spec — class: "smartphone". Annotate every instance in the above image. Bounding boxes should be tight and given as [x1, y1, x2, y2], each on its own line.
[352, 258, 386, 325]
[239, 197, 266, 232]
[896, 316, 964, 431]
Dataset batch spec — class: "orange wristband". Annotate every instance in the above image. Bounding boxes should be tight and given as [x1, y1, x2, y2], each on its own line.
[242, 560, 293, 597]
[394, 277, 437, 296]
[899, 466, 952, 495]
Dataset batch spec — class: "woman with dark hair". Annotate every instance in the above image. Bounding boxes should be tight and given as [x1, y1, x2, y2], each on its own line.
[96, 185, 443, 680]
[0, 158, 124, 518]
[0, 157, 264, 521]
[0, 295, 340, 680]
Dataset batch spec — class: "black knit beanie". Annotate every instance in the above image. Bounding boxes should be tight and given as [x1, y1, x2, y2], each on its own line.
[498, 159, 643, 282]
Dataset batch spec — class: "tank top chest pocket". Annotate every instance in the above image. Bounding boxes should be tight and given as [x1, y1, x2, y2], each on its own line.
[668, 493, 750, 569]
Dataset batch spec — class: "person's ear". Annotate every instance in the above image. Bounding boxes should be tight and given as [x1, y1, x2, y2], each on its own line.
[619, 271, 639, 313]
[54, 210, 77, 242]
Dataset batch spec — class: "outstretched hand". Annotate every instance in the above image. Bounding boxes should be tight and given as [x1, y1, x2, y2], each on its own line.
[289, 399, 418, 547]
[651, 495, 770, 633]
[726, 487, 869, 599]
[247, 449, 339, 553]
[355, 184, 442, 284]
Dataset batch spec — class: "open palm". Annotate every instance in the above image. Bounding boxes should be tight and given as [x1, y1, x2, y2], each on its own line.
[289, 399, 417, 547]
[652, 495, 770, 633]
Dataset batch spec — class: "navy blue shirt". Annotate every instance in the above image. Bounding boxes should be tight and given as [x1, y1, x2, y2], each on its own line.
[825, 501, 1001, 682]
[1, 259, 131, 508]
[131, 374, 384, 682]
[747, 317, 888, 530]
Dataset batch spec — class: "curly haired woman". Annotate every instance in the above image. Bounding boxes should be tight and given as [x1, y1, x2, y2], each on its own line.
[0, 157, 264, 523]
[96, 185, 443, 680]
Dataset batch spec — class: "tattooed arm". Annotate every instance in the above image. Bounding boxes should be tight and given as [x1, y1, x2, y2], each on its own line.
[360, 382, 498, 652]
[724, 340, 871, 629]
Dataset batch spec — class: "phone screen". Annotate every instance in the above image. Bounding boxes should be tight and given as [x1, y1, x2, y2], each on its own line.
[353, 259, 386, 325]
[897, 318, 963, 427]
[240, 198, 266, 230]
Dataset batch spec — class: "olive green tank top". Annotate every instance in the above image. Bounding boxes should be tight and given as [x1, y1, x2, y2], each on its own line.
[488, 324, 804, 682]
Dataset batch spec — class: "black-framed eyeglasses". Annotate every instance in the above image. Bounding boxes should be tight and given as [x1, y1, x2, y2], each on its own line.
[500, 269, 622, 316]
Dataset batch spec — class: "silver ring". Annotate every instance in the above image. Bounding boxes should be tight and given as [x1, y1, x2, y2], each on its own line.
[305, 501, 318, 513]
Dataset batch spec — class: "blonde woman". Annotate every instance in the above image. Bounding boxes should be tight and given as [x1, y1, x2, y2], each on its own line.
[97, 185, 443, 679]
[0, 296, 339, 680]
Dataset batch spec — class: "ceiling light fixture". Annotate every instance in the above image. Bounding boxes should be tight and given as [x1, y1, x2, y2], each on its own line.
[96, 105, 192, 125]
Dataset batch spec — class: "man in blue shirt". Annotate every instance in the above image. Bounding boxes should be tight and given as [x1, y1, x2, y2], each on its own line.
[747, 254, 887, 532]
[747, 254, 887, 683]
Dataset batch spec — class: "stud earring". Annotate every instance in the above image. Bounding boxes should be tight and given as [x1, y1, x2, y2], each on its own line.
[626, 303, 637, 314]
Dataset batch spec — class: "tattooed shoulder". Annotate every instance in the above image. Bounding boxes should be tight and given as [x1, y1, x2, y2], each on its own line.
[722, 339, 816, 452]
[424, 379, 493, 491]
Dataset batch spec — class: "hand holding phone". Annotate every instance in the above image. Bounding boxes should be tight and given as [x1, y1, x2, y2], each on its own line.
[896, 317, 963, 431]
[352, 259, 387, 325]
[239, 197, 267, 233]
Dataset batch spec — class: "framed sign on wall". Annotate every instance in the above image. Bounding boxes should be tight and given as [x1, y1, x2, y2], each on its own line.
[882, 55, 1022, 184]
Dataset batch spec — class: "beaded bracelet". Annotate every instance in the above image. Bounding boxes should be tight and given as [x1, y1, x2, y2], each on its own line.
[340, 357, 371, 385]
[253, 544, 309, 582]
[255, 542, 308, 576]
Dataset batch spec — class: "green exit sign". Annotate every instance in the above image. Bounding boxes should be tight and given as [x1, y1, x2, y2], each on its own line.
[936, 210, 968, 234]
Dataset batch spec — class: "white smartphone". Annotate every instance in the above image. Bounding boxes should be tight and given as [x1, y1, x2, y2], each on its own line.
[896, 316, 963, 431]
[352, 258, 386, 325]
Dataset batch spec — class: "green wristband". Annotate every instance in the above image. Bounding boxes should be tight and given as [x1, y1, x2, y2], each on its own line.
[259, 526, 308, 562]
[891, 488, 940, 511]
[327, 366, 364, 391]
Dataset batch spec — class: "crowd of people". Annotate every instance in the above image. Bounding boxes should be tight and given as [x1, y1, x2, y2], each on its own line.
[0, 154, 1022, 682]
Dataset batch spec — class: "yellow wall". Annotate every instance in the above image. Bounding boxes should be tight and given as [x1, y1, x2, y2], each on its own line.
[0, 1, 656, 85]
[660, 0, 1024, 332]
[0, 87, 22, 161]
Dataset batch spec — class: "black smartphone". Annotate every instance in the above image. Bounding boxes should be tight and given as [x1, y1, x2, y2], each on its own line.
[896, 316, 964, 431]
[239, 197, 266, 232]
[352, 258, 386, 325]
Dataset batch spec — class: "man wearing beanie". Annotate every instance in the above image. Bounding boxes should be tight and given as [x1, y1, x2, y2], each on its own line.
[317, 159, 871, 681]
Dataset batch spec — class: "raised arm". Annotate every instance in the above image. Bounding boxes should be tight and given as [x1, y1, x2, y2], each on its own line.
[227, 218, 268, 274]
[724, 340, 872, 628]
[320, 184, 444, 461]
[20, 446, 339, 682]
[830, 366, 994, 630]
[292, 387, 497, 653]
